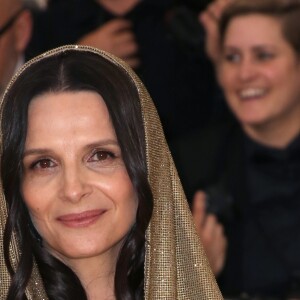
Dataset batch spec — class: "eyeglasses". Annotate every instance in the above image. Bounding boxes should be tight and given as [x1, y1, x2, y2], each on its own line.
[0, 8, 25, 38]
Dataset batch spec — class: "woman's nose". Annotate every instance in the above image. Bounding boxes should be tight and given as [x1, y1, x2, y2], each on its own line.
[60, 166, 92, 203]
[237, 59, 258, 81]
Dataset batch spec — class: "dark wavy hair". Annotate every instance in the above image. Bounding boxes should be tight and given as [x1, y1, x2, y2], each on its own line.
[219, 0, 300, 55]
[1, 50, 153, 300]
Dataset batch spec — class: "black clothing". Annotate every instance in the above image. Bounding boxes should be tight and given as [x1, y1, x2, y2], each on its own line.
[27, 0, 226, 141]
[171, 121, 300, 299]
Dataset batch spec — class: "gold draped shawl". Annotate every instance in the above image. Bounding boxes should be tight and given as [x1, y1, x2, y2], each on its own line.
[0, 45, 223, 299]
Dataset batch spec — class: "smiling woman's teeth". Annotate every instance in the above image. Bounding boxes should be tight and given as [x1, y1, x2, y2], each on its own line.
[240, 88, 266, 99]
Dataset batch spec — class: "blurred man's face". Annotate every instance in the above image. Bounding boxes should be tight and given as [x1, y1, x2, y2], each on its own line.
[0, 0, 32, 96]
[0, 1, 21, 94]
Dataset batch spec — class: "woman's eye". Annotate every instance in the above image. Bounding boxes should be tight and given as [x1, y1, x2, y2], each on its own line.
[31, 159, 56, 170]
[88, 151, 115, 162]
[224, 52, 240, 63]
[257, 51, 274, 61]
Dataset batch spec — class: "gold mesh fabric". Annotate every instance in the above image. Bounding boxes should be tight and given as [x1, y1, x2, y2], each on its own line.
[0, 45, 223, 299]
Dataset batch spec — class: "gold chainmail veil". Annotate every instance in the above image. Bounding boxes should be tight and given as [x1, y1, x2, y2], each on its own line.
[0, 45, 223, 299]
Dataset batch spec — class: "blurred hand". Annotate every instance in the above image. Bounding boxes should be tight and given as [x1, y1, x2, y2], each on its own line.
[78, 19, 140, 69]
[199, 0, 232, 64]
[192, 190, 227, 276]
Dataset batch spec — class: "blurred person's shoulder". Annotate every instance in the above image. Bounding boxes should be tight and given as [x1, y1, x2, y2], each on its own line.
[170, 117, 240, 198]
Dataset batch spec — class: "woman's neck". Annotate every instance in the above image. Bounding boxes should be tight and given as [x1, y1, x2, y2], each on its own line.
[64, 254, 117, 300]
[243, 111, 300, 149]
[97, 0, 140, 16]
[84, 271, 115, 300]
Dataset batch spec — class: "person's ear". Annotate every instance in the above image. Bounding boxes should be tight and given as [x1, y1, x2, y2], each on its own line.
[13, 9, 33, 53]
[216, 63, 225, 87]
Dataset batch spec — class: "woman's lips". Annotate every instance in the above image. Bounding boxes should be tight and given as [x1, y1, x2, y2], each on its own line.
[238, 88, 267, 100]
[57, 209, 106, 228]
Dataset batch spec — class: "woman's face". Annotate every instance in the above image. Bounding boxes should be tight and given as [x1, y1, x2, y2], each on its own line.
[21, 91, 138, 266]
[219, 14, 300, 130]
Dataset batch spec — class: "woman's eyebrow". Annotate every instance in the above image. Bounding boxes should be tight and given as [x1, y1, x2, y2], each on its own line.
[23, 148, 53, 157]
[23, 139, 119, 158]
[82, 139, 119, 150]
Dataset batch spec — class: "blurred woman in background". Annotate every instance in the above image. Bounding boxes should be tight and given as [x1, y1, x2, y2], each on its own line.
[172, 0, 300, 298]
